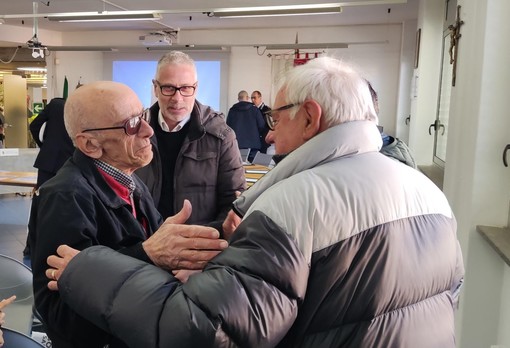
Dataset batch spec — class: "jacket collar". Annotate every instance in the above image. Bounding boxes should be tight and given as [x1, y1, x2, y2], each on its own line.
[149, 100, 227, 147]
[233, 121, 382, 217]
[72, 150, 140, 209]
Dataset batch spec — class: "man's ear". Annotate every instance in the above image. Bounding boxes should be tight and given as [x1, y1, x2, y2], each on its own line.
[302, 100, 322, 140]
[75, 133, 103, 159]
[152, 79, 159, 96]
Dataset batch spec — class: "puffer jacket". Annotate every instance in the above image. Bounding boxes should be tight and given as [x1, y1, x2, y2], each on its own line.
[136, 100, 246, 224]
[380, 134, 417, 168]
[58, 121, 464, 348]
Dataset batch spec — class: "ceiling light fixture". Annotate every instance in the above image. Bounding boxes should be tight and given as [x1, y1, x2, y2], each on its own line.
[46, 46, 118, 52]
[31, 48, 45, 58]
[17, 67, 47, 72]
[260, 43, 349, 50]
[47, 11, 162, 22]
[210, 4, 341, 18]
[145, 44, 228, 52]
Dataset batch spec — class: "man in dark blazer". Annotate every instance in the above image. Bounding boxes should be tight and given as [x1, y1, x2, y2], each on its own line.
[251, 90, 271, 153]
[30, 97, 75, 188]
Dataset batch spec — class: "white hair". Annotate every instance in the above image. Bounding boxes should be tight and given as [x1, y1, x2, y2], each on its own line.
[155, 51, 196, 80]
[277, 57, 378, 128]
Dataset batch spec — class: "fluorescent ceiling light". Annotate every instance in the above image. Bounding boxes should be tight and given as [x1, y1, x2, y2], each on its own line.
[211, 5, 342, 18]
[262, 43, 348, 50]
[46, 46, 118, 52]
[47, 11, 161, 22]
[145, 45, 228, 52]
[17, 67, 47, 72]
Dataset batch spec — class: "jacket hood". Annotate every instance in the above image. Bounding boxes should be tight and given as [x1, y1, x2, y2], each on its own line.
[233, 121, 383, 217]
[230, 101, 255, 112]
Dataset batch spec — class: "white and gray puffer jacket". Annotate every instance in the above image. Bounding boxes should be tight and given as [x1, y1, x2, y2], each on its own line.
[59, 121, 464, 348]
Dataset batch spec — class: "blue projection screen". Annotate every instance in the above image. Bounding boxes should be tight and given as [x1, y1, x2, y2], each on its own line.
[112, 60, 221, 111]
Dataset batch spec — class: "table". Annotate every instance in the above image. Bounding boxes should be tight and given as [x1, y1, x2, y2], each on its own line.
[0, 171, 37, 188]
[0, 167, 270, 189]
[244, 164, 270, 187]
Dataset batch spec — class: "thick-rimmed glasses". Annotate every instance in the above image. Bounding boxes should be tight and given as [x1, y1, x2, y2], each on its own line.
[82, 109, 150, 136]
[153, 80, 197, 97]
[263, 103, 299, 131]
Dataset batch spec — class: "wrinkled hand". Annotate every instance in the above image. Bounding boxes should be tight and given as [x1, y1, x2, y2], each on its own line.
[0, 295, 16, 348]
[46, 245, 80, 291]
[143, 200, 228, 271]
[222, 209, 242, 240]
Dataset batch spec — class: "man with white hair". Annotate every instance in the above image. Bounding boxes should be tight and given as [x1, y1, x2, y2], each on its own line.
[47, 58, 464, 348]
[136, 51, 245, 224]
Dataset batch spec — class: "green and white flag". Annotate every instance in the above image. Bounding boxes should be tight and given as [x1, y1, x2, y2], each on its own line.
[63, 76, 69, 100]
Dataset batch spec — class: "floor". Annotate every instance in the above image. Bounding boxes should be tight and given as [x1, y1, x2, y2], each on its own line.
[0, 192, 50, 343]
[0, 193, 32, 264]
[418, 164, 444, 190]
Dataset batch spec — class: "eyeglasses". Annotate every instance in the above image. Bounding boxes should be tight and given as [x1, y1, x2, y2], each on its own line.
[263, 103, 299, 131]
[82, 109, 150, 136]
[153, 80, 197, 97]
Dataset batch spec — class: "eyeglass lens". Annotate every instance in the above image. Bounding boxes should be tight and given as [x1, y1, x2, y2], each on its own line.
[160, 85, 195, 97]
[125, 116, 141, 135]
[264, 113, 275, 131]
[125, 110, 150, 135]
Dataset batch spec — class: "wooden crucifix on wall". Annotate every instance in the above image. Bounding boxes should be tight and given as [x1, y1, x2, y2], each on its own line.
[448, 5, 464, 86]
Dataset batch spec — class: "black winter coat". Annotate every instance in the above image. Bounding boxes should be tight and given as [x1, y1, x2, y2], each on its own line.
[29, 150, 163, 348]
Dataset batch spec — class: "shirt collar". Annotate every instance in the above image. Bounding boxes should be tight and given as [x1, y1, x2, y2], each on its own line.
[158, 109, 191, 132]
[93, 159, 136, 195]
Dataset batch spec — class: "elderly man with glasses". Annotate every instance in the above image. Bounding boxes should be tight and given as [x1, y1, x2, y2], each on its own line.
[29, 81, 228, 348]
[135, 51, 245, 226]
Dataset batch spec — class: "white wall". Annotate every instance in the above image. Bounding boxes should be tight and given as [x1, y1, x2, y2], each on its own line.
[225, 46, 272, 115]
[395, 19, 418, 143]
[0, 23, 407, 134]
[408, 0, 444, 165]
[46, 51, 104, 99]
[52, 24, 407, 136]
[441, 0, 510, 347]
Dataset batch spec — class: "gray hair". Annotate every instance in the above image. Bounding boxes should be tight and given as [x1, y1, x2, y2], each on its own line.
[155, 51, 196, 80]
[278, 57, 378, 128]
[237, 90, 249, 101]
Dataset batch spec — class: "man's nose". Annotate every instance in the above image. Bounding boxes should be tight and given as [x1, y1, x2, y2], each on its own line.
[171, 91, 185, 101]
[265, 130, 275, 144]
[139, 119, 154, 138]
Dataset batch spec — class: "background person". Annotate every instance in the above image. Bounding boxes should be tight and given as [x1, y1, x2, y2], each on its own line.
[251, 90, 271, 153]
[135, 51, 245, 224]
[366, 80, 417, 168]
[30, 81, 227, 348]
[0, 108, 5, 149]
[226, 90, 266, 162]
[24, 97, 75, 265]
[29, 97, 75, 188]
